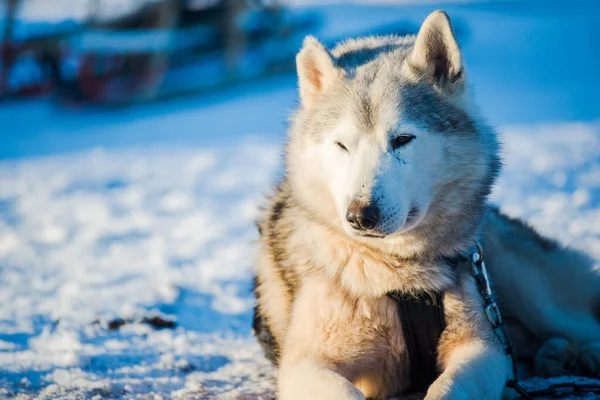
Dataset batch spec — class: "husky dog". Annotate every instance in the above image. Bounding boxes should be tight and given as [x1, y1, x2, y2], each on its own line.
[252, 10, 600, 400]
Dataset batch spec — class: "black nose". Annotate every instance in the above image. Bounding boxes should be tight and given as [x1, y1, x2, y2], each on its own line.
[346, 201, 379, 231]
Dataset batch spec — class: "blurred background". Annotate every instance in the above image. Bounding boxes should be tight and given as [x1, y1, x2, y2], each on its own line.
[0, 0, 598, 398]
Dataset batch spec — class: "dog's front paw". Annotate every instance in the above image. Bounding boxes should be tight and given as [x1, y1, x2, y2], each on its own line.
[424, 376, 469, 400]
[279, 360, 366, 400]
[534, 337, 576, 377]
[577, 340, 600, 378]
[425, 372, 506, 400]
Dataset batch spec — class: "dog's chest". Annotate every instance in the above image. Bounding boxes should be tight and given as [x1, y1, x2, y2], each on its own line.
[336, 296, 412, 398]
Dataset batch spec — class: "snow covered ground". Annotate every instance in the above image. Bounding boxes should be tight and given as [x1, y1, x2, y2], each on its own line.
[1, 1, 599, 399]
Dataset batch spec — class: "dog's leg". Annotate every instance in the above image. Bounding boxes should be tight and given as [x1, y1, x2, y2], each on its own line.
[426, 275, 512, 400]
[279, 359, 365, 400]
[426, 341, 510, 400]
[277, 277, 368, 400]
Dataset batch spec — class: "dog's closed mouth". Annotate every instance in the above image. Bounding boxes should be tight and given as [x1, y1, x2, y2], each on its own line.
[360, 232, 386, 239]
[408, 205, 420, 217]
[406, 205, 420, 222]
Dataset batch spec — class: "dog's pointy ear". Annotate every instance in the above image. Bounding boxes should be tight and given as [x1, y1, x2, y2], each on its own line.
[296, 36, 339, 107]
[407, 11, 464, 94]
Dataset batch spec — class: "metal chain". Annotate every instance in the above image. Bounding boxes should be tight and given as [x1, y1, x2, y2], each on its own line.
[469, 242, 519, 380]
[469, 241, 600, 400]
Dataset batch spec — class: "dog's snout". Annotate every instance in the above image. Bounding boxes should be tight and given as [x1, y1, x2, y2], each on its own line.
[346, 201, 379, 231]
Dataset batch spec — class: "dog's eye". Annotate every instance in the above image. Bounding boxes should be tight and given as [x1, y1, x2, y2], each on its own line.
[391, 135, 415, 150]
[335, 141, 349, 152]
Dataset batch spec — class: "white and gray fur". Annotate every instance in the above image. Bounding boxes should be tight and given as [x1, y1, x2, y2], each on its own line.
[253, 10, 600, 400]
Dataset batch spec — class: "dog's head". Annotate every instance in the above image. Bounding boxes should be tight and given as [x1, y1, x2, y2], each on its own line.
[287, 11, 500, 251]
